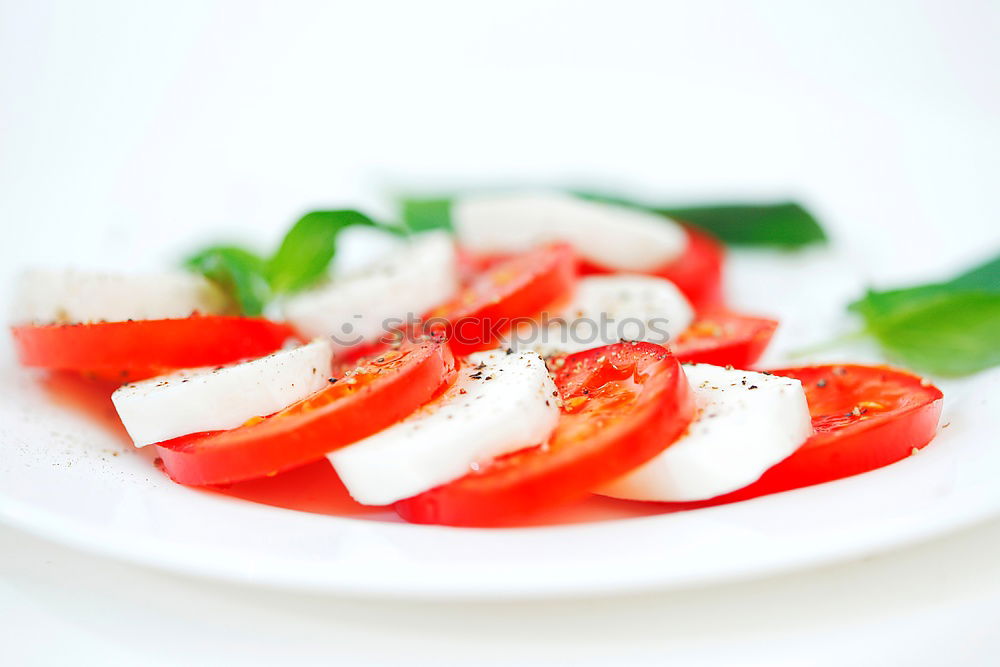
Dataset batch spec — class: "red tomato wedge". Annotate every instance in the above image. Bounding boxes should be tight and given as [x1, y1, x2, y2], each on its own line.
[659, 364, 944, 509]
[156, 337, 456, 486]
[394, 342, 695, 526]
[580, 226, 725, 312]
[11, 316, 296, 382]
[671, 311, 778, 368]
[427, 244, 577, 355]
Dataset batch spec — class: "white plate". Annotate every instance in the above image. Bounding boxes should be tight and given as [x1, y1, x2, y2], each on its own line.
[2, 240, 999, 599]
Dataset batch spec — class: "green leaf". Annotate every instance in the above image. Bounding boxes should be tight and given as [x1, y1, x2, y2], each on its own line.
[868, 290, 1000, 376]
[653, 202, 826, 247]
[846, 251, 1000, 375]
[849, 251, 1000, 321]
[400, 197, 452, 232]
[266, 210, 376, 294]
[949, 252, 1000, 291]
[849, 284, 951, 322]
[184, 245, 270, 316]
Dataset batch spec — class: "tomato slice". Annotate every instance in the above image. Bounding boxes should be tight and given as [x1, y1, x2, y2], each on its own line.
[427, 244, 576, 355]
[394, 342, 695, 526]
[455, 246, 494, 285]
[652, 226, 725, 312]
[659, 364, 944, 509]
[671, 311, 778, 368]
[11, 316, 296, 382]
[156, 337, 456, 485]
[580, 226, 724, 312]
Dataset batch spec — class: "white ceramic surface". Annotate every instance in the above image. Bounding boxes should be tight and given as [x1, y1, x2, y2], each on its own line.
[2, 244, 998, 599]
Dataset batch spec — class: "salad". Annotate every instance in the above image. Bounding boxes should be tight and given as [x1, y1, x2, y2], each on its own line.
[14, 189, 990, 527]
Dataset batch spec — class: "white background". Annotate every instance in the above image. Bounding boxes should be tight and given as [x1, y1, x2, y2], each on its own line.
[2, 0, 999, 665]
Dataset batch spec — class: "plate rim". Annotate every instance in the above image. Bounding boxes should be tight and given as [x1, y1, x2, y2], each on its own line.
[3, 460, 999, 600]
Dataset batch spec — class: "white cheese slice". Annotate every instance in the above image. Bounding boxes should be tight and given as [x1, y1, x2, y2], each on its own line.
[111, 338, 334, 447]
[12, 269, 229, 325]
[510, 274, 695, 357]
[283, 231, 459, 352]
[453, 192, 687, 271]
[598, 364, 813, 502]
[328, 349, 559, 506]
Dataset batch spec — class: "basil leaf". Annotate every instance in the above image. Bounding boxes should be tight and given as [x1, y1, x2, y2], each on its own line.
[266, 210, 376, 294]
[849, 284, 951, 322]
[184, 245, 270, 316]
[949, 252, 1000, 291]
[849, 251, 1000, 321]
[401, 197, 452, 232]
[184, 209, 384, 315]
[653, 203, 826, 247]
[868, 290, 1000, 376]
[839, 251, 1000, 376]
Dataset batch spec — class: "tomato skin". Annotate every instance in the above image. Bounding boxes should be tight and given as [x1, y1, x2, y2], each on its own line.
[580, 226, 725, 312]
[455, 246, 493, 285]
[394, 342, 695, 526]
[658, 364, 944, 509]
[11, 316, 297, 382]
[458, 226, 723, 313]
[653, 227, 725, 312]
[429, 244, 577, 356]
[156, 338, 456, 486]
[671, 311, 778, 368]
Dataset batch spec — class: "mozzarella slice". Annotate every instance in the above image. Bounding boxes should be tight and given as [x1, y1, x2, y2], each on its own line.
[598, 364, 813, 502]
[329, 225, 408, 279]
[283, 231, 459, 352]
[12, 269, 229, 325]
[328, 349, 559, 506]
[453, 192, 688, 271]
[510, 274, 695, 357]
[111, 339, 334, 447]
